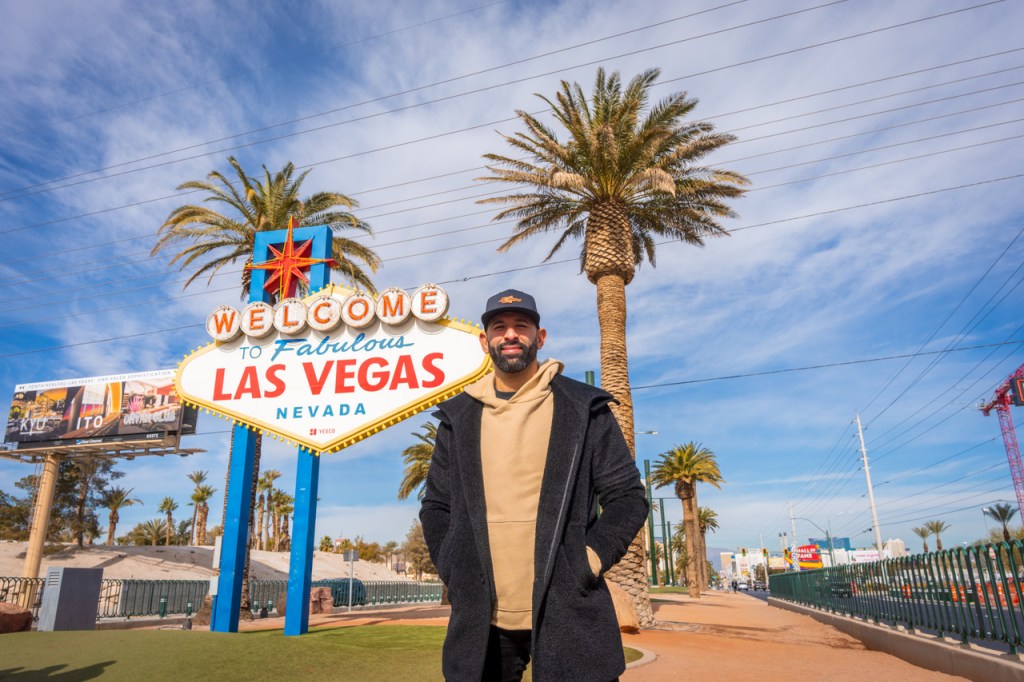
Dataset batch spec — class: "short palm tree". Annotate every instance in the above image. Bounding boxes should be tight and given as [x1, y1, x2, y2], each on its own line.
[478, 68, 746, 624]
[152, 156, 380, 613]
[697, 506, 719, 588]
[257, 470, 282, 551]
[650, 442, 724, 599]
[142, 519, 167, 546]
[924, 520, 950, 551]
[186, 470, 207, 544]
[912, 526, 932, 554]
[158, 497, 178, 547]
[100, 487, 142, 546]
[193, 485, 217, 545]
[398, 422, 437, 501]
[984, 503, 1018, 543]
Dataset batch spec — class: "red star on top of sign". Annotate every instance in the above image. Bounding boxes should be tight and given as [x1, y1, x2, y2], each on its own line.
[246, 217, 337, 299]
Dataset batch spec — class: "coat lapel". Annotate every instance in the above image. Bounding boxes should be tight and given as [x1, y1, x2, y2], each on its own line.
[534, 382, 587, 605]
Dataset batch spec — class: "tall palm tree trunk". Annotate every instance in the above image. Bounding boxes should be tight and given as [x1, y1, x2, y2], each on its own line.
[593, 273, 654, 627]
[256, 494, 265, 551]
[107, 511, 119, 546]
[678, 482, 701, 598]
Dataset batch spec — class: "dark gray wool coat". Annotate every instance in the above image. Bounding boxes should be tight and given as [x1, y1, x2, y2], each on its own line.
[420, 374, 649, 681]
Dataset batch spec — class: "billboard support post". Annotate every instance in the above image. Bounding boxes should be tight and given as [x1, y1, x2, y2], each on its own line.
[20, 454, 60, 595]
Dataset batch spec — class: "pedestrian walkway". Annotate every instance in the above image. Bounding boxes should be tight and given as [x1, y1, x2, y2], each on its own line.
[621, 591, 966, 681]
[201, 592, 968, 679]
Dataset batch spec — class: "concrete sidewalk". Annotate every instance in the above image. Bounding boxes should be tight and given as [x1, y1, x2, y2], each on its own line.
[621, 591, 967, 681]
[193, 592, 970, 679]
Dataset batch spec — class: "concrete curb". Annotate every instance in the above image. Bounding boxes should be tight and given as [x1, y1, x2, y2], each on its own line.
[624, 644, 656, 670]
[768, 597, 1024, 682]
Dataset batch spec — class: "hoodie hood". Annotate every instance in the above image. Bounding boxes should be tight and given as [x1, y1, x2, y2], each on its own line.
[464, 358, 564, 408]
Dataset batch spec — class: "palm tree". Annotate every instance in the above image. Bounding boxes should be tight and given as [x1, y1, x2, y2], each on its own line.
[478, 68, 746, 623]
[194, 485, 217, 545]
[142, 519, 167, 546]
[650, 442, 724, 599]
[984, 503, 1018, 543]
[397, 422, 437, 501]
[186, 471, 207, 545]
[256, 470, 282, 550]
[152, 155, 380, 297]
[152, 156, 380, 613]
[912, 526, 932, 553]
[697, 506, 719, 588]
[100, 487, 142, 546]
[924, 520, 950, 551]
[158, 497, 178, 546]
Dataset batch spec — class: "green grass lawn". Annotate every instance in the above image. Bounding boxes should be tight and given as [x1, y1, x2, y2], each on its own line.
[0, 625, 643, 681]
[650, 585, 689, 594]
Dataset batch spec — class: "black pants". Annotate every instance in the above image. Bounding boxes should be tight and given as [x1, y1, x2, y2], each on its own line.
[482, 626, 531, 682]
[480, 626, 620, 682]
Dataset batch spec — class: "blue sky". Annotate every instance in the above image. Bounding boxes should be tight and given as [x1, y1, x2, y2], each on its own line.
[1, 0, 1022, 556]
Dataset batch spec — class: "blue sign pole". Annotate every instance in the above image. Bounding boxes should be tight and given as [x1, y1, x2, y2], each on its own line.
[285, 446, 321, 635]
[211, 424, 258, 632]
[210, 223, 333, 634]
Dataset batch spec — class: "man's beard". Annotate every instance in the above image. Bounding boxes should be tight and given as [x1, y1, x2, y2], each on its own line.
[489, 339, 538, 374]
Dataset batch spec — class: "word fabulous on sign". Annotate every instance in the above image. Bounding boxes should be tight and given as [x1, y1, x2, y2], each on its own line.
[176, 284, 489, 454]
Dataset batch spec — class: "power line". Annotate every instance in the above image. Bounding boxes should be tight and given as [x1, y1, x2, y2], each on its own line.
[0, 1, 1001, 205]
[7, 118, 1020, 291]
[0, 1, 511, 142]
[0, 1, 847, 202]
[4, 57, 1020, 243]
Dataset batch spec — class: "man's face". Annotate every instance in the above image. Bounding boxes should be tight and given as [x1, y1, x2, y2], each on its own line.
[480, 312, 546, 374]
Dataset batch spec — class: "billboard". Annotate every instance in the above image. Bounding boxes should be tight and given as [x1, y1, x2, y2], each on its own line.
[797, 544, 823, 569]
[6, 370, 198, 450]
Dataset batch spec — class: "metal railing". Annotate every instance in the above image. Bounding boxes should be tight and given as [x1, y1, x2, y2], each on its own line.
[1, 576, 442, 621]
[769, 540, 1024, 654]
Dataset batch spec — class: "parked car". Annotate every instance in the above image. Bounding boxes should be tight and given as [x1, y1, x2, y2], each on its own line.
[753, 580, 768, 591]
[736, 580, 749, 591]
[825, 578, 853, 598]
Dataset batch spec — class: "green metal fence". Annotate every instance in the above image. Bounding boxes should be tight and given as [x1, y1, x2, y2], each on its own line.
[769, 540, 1024, 654]
[1, 576, 442, 621]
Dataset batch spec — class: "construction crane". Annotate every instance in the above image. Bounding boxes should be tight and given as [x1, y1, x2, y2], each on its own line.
[980, 362, 1024, 517]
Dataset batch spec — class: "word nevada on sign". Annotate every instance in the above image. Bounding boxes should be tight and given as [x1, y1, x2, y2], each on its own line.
[175, 284, 489, 454]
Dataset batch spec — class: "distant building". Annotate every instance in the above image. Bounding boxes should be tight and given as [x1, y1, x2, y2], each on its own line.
[883, 538, 907, 557]
[809, 536, 852, 551]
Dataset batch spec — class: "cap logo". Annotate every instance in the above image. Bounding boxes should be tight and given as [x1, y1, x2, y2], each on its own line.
[499, 295, 522, 303]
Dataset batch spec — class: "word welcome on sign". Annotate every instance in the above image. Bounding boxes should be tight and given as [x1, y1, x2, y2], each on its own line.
[176, 284, 489, 454]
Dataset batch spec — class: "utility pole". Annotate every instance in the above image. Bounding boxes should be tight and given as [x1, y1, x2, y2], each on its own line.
[855, 413, 884, 554]
[788, 500, 800, 572]
[643, 461, 658, 585]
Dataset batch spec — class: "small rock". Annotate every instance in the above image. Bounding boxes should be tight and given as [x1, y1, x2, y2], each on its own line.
[0, 602, 33, 634]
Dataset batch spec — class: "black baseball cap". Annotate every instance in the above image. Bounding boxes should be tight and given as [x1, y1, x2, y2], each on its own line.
[481, 289, 540, 328]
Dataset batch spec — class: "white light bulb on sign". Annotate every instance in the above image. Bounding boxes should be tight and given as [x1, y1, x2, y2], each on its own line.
[341, 293, 376, 329]
[411, 284, 449, 322]
[241, 302, 276, 338]
[375, 287, 412, 325]
[306, 296, 343, 332]
[273, 298, 309, 335]
[207, 305, 242, 341]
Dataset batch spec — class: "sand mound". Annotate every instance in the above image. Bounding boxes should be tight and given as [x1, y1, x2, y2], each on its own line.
[0, 541, 409, 582]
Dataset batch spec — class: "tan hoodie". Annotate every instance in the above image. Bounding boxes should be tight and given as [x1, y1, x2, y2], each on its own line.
[464, 359, 563, 630]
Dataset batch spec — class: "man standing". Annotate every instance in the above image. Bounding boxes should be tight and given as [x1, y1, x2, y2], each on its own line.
[420, 289, 648, 681]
